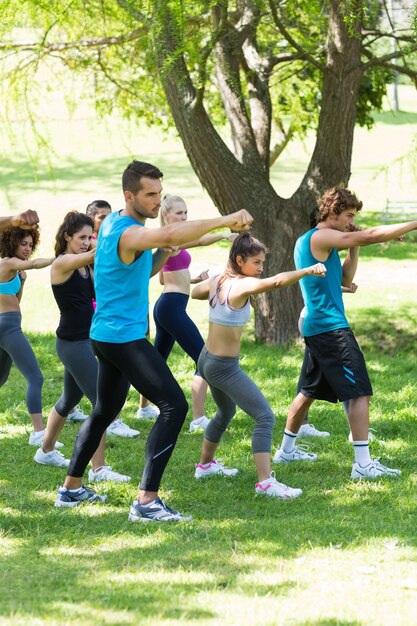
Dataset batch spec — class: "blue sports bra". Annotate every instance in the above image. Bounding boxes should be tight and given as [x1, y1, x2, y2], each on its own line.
[208, 276, 251, 327]
[0, 272, 21, 296]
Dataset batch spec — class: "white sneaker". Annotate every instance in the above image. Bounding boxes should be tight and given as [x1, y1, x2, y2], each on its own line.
[273, 445, 317, 464]
[195, 459, 239, 479]
[349, 428, 377, 442]
[136, 405, 159, 420]
[297, 423, 330, 438]
[28, 430, 64, 449]
[351, 458, 401, 479]
[88, 466, 131, 483]
[106, 418, 140, 438]
[255, 471, 303, 499]
[189, 416, 210, 433]
[67, 406, 88, 422]
[34, 448, 70, 468]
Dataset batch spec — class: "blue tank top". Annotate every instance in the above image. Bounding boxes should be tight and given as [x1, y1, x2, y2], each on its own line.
[294, 228, 348, 337]
[90, 210, 152, 343]
[0, 272, 21, 295]
[208, 277, 251, 327]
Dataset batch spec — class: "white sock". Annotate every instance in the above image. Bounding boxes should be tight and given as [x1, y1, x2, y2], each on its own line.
[353, 440, 372, 466]
[140, 499, 157, 508]
[192, 416, 206, 424]
[281, 429, 297, 453]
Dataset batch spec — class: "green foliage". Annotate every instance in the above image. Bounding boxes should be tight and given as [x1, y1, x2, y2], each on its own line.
[0, 0, 415, 161]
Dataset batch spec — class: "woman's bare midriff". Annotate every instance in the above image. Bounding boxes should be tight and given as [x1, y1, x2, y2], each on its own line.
[162, 269, 191, 295]
[205, 323, 243, 357]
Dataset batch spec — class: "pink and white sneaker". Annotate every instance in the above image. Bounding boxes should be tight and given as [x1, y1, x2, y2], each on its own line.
[255, 472, 303, 499]
[194, 459, 239, 479]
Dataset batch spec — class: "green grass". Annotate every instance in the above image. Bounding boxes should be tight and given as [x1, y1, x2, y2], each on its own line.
[0, 85, 417, 625]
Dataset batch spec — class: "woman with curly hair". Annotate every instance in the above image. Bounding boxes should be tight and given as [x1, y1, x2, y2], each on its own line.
[0, 226, 53, 446]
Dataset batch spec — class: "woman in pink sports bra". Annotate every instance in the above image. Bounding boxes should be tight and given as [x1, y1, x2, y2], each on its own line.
[154, 194, 235, 433]
[191, 232, 326, 500]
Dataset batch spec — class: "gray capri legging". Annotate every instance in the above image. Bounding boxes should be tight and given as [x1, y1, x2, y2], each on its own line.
[197, 347, 275, 454]
[0, 312, 43, 414]
[55, 337, 98, 417]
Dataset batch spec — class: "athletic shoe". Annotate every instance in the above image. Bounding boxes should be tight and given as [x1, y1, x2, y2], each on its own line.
[255, 472, 303, 499]
[106, 418, 140, 438]
[195, 459, 239, 479]
[28, 430, 64, 449]
[54, 485, 107, 508]
[351, 458, 401, 479]
[128, 497, 192, 523]
[34, 448, 70, 468]
[88, 465, 131, 483]
[136, 405, 159, 419]
[189, 416, 210, 433]
[297, 423, 330, 438]
[348, 429, 377, 443]
[273, 445, 317, 464]
[67, 406, 88, 422]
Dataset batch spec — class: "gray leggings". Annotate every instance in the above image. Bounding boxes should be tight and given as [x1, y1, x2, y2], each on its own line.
[55, 337, 98, 417]
[0, 312, 43, 414]
[197, 347, 274, 454]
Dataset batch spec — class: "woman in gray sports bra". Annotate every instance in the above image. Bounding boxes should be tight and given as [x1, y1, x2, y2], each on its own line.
[191, 232, 326, 501]
[0, 226, 53, 447]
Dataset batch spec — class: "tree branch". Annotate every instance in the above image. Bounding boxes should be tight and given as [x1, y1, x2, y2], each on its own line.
[0, 29, 146, 53]
[267, 0, 326, 73]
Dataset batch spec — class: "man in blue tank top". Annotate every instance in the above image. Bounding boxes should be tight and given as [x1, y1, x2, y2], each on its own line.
[55, 159, 253, 519]
[274, 186, 417, 480]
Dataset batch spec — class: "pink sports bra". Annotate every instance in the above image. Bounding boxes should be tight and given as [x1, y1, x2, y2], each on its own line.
[163, 249, 191, 272]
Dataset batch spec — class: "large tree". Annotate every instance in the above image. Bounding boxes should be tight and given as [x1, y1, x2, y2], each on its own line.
[1, 0, 416, 343]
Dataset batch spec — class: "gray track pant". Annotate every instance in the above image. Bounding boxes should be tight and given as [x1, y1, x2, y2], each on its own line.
[197, 347, 274, 454]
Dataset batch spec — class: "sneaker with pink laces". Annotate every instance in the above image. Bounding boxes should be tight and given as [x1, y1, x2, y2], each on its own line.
[255, 472, 303, 499]
[194, 459, 239, 479]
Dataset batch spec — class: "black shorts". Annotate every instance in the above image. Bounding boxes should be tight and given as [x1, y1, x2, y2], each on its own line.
[298, 328, 373, 403]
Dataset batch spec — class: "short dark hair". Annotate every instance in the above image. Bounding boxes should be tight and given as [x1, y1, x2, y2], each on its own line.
[122, 160, 163, 194]
[0, 227, 40, 258]
[317, 186, 363, 222]
[86, 200, 111, 218]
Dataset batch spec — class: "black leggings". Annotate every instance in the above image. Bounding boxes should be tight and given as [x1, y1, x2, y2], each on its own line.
[67, 338, 188, 492]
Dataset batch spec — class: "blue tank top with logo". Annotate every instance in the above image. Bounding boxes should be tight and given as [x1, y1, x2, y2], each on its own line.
[294, 228, 349, 337]
[90, 210, 152, 343]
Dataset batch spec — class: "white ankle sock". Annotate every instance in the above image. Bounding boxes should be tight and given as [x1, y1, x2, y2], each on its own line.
[353, 440, 372, 466]
[281, 429, 297, 453]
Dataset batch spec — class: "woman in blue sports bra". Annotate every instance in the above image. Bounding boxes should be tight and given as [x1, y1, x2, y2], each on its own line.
[0, 226, 53, 447]
[191, 232, 326, 500]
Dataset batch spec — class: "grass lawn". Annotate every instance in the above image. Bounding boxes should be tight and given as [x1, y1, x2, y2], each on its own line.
[0, 86, 416, 625]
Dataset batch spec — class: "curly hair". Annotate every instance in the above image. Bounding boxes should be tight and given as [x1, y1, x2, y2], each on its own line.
[317, 186, 363, 222]
[0, 227, 40, 258]
[55, 211, 94, 257]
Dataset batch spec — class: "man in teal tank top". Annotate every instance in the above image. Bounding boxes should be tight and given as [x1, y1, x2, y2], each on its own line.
[274, 186, 417, 481]
[55, 159, 254, 519]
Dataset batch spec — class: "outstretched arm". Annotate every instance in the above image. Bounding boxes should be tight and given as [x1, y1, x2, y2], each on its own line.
[230, 263, 327, 302]
[179, 231, 238, 250]
[3, 256, 54, 272]
[120, 210, 253, 262]
[313, 221, 417, 254]
[0, 210, 40, 232]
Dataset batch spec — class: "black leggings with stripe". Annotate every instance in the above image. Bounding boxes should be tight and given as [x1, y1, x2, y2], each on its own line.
[67, 338, 188, 492]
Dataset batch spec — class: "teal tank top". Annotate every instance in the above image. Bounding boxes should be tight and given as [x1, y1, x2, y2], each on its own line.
[0, 272, 21, 295]
[90, 210, 152, 343]
[294, 228, 349, 337]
